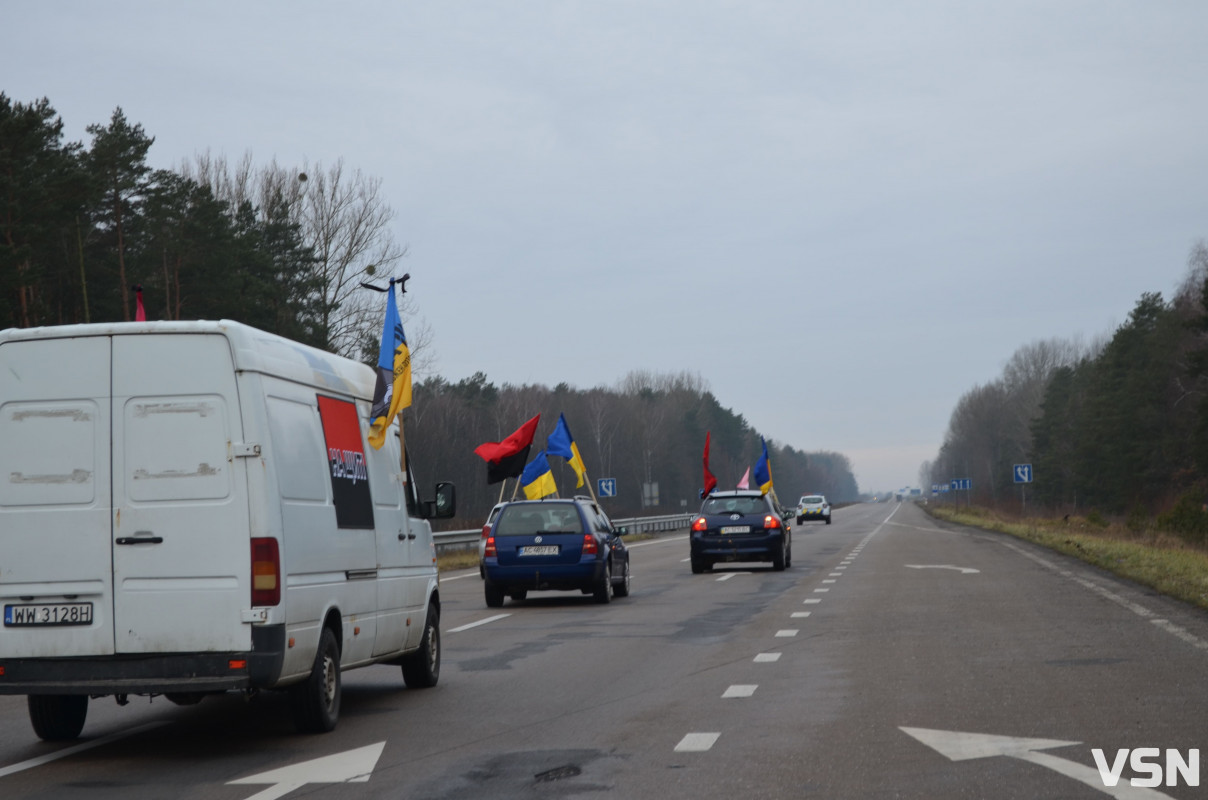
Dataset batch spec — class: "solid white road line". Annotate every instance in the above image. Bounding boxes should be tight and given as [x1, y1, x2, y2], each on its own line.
[448, 614, 511, 633]
[0, 722, 168, 778]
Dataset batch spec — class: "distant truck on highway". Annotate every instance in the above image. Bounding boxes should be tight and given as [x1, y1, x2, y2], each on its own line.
[0, 320, 454, 740]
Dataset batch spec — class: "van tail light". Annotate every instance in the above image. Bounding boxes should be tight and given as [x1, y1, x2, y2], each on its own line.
[764, 515, 782, 530]
[251, 537, 281, 606]
[692, 517, 708, 532]
[582, 534, 599, 555]
[484, 536, 497, 558]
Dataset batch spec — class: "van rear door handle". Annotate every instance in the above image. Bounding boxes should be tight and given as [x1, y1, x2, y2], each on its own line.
[116, 535, 163, 545]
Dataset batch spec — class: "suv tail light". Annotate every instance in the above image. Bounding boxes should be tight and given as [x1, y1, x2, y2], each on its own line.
[251, 537, 281, 606]
[764, 514, 782, 530]
[582, 533, 599, 555]
[691, 516, 708, 532]
[484, 535, 497, 558]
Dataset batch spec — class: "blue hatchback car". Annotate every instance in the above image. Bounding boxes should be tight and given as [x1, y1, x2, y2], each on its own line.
[689, 490, 792, 573]
[481, 497, 630, 607]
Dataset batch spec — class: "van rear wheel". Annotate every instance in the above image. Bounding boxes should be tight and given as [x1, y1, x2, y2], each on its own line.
[401, 605, 440, 689]
[28, 695, 88, 741]
[291, 626, 341, 733]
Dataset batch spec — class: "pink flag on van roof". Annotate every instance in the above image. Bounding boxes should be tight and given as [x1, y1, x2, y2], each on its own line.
[737, 466, 751, 489]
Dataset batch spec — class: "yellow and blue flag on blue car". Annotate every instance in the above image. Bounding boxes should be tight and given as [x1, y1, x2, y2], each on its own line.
[367, 279, 412, 450]
[546, 413, 587, 488]
[521, 450, 559, 500]
[753, 437, 773, 496]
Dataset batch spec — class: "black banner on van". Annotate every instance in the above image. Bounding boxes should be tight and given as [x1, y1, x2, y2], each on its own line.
[317, 395, 374, 529]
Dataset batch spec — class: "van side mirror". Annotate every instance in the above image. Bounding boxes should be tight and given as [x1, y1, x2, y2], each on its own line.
[423, 482, 456, 520]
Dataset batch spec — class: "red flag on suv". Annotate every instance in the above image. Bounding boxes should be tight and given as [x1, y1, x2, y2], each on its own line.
[474, 414, 541, 484]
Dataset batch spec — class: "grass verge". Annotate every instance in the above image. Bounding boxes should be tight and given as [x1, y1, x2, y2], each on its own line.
[928, 505, 1208, 612]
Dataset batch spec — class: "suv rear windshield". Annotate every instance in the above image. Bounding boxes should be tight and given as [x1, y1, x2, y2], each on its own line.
[702, 496, 768, 516]
[495, 503, 584, 535]
[801, 496, 824, 504]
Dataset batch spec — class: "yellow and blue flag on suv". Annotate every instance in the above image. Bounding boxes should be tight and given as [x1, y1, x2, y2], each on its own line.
[546, 413, 587, 488]
[753, 437, 773, 495]
[521, 450, 558, 500]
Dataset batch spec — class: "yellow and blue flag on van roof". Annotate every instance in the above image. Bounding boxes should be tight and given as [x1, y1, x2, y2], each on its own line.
[546, 413, 587, 488]
[521, 450, 558, 500]
[367, 279, 412, 450]
[753, 437, 773, 496]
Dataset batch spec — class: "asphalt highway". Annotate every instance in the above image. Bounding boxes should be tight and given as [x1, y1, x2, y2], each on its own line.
[2, 501, 1206, 799]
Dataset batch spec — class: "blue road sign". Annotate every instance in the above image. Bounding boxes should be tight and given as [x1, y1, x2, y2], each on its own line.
[1013, 464, 1033, 484]
[950, 479, 972, 491]
[598, 478, 617, 498]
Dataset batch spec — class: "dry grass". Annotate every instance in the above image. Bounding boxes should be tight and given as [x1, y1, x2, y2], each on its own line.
[436, 549, 481, 572]
[929, 506, 1208, 611]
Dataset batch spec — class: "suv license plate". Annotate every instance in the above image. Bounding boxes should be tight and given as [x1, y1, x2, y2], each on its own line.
[519, 545, 559, 556]
[720, 526, 751, 534]
[4, 602, 94, 627]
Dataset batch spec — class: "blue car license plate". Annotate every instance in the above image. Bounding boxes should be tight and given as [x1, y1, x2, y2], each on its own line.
[519, 545, 559, 556]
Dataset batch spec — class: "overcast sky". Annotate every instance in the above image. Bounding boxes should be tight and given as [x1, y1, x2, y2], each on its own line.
[7, 2, 1207, 493]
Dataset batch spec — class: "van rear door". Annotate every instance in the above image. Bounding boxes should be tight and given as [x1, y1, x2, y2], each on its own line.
[111, 333, 252, 654]
[0, 335, 116, 657]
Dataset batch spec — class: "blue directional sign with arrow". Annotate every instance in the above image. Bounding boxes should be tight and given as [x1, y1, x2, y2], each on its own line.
[1013, 464, 1033, 484]
[598, 478, 617, 498]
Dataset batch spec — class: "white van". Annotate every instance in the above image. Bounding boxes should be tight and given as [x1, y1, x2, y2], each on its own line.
[0, 320, 455, 740]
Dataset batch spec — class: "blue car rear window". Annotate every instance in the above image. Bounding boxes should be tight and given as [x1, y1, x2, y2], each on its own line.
[496, 504, 584, 535]
[701, 497, 766, 515]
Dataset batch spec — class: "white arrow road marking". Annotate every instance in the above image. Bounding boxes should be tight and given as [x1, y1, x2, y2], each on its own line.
[229, 742, 386, 800]
[901, 727, 1175, 799]
[905, 564, 980, 574]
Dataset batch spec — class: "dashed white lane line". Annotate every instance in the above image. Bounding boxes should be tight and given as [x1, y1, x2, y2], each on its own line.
[716, 572, 750, 582]
[722, 685, 758, 698]
[754, 653, 782, 663]
[0, 722, 168, 778]
[775, 629, 798, 637]
[813, 588, 830, 593]
[448, 614, 511, 633]
[822, 579, 837, 584]
[803, 598, 821, 604]
[676, 733, 721, 752]
[791, 612, 811, 618]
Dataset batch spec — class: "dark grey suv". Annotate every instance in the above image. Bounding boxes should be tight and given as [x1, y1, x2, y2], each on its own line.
[689, 490, 792, 573]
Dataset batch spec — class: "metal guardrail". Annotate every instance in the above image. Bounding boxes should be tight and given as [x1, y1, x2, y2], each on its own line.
[432, 512, 694, 553]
